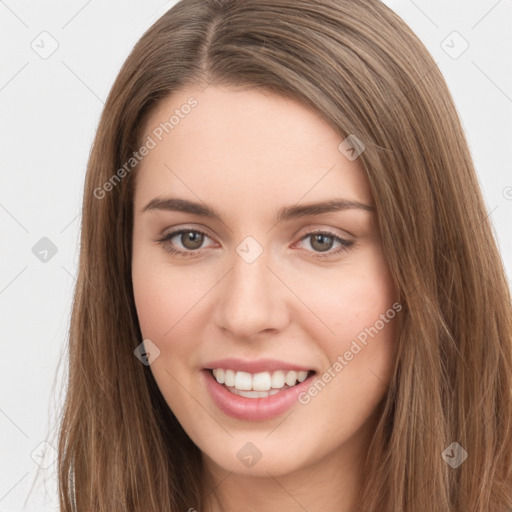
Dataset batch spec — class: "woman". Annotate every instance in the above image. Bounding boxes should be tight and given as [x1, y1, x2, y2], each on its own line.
[57, 0, 512, 510]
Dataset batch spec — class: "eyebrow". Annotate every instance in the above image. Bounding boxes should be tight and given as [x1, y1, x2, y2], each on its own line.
[142, 196, 374, 223]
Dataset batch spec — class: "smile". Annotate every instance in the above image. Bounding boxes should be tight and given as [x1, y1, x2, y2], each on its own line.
[202, 360, 317, 421]
[211, 368, 311, 398]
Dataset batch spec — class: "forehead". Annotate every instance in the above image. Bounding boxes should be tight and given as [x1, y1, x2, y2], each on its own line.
[134, 85, 372, 214]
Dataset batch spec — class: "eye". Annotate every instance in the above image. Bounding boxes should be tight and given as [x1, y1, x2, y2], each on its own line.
[155, 227, 354, 259]
[156, 228, 214, 257]
[295, 229, 354, 259]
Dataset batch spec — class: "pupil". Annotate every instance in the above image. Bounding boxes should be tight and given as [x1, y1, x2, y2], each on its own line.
[312, 234, 332, 252]
[183, 231, 203, 249]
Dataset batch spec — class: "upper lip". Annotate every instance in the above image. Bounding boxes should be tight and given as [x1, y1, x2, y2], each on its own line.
[204, 358, 315, 374]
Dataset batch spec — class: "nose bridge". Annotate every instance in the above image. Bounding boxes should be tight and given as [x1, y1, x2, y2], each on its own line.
[214, 240, 288, 338]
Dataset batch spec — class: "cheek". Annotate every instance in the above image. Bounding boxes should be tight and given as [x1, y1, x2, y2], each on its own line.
[295, 246, 397, 345]
[132, 269, 174, 341]
[292, 246, 399, 410]
[132, 250, 227, 387]
[132, 244, 202, 337]
[132, 260, 203, 408]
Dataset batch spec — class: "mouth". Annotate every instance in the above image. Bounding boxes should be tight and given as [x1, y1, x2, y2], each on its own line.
[208, 368, 316, 398]
[202, 364, 317, 421]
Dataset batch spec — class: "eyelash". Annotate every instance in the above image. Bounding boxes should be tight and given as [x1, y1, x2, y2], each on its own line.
[155, 227, 354, 260]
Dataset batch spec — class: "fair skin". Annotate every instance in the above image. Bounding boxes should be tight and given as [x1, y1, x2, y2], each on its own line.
[131, 84, 398, 512]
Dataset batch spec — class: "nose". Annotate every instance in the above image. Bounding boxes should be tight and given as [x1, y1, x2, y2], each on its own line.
[213, 249, 290, 341]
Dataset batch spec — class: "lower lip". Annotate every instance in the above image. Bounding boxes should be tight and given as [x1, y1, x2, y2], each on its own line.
[203, 369, 315, 421]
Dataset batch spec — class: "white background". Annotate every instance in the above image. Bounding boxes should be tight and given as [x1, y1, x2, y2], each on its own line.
[1, 1, 511, 510]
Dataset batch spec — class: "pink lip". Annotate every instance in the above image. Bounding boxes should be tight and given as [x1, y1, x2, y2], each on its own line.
[203, 357, 314, 374]
[202, 369, 315, 421]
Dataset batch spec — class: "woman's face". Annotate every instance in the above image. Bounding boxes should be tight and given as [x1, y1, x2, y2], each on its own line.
[131, 85, 399, 479]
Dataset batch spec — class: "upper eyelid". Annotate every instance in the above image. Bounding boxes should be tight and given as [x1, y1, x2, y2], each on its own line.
[159, 225, 216, 246]
[158, 226, 352, 252]
[160, 223, 213, 237]
[159, 223, 353, 240]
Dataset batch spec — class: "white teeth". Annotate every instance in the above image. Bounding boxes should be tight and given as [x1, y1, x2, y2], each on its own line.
[285, 371, 297, 386]
[271, 370, 285, 388]
[211, 368, 311, 393]
[230, 388, 281, 398]
[252, 372, 272, 391]
[234, 371, 252, 390]
[224, 369, 235, 387]
[212, 368, 225, 384]
[297, 370, 308, 382]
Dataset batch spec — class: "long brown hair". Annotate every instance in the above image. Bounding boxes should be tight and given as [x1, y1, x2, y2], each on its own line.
[57, 0, 512, 510]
